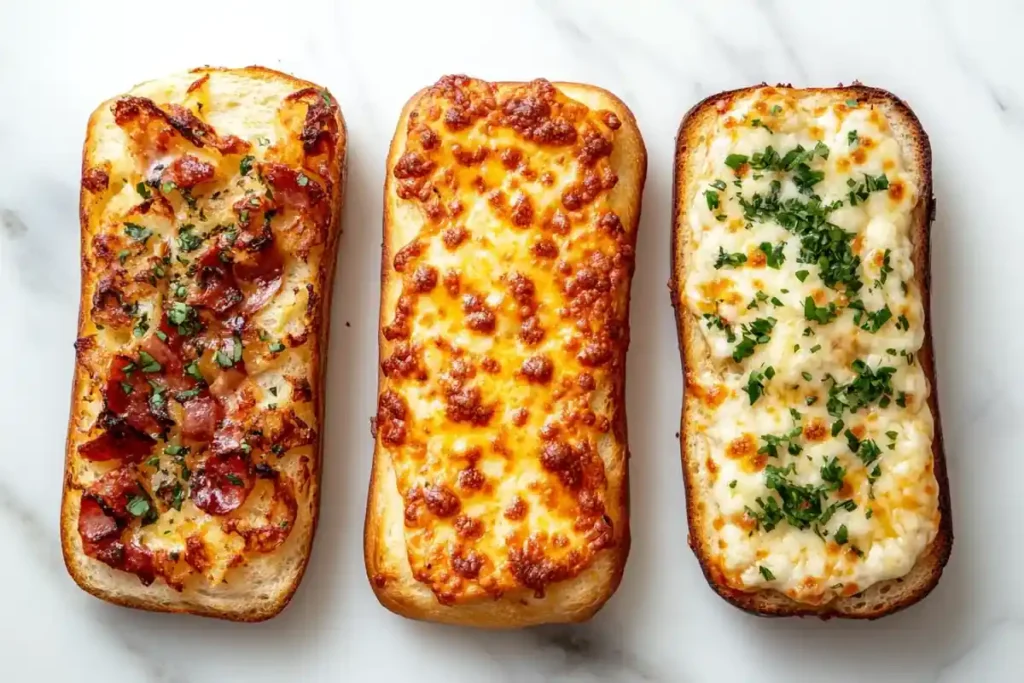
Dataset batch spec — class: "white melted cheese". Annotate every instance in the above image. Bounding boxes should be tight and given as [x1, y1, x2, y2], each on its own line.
[684, 89, 939, 602]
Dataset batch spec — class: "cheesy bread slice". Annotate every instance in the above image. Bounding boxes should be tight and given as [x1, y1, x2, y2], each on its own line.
[365, 76, 646, 627]
[673, 85, 951, 617]
[61, 67, 345, 621]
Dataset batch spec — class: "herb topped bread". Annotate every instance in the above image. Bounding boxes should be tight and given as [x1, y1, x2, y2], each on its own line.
[672, 85, 951, 617]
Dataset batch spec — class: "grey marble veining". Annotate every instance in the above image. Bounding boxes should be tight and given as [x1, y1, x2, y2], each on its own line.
[1, 0, 1022, 681]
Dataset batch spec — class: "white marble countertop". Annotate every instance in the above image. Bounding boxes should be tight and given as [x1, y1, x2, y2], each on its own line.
[1, 0, 1022, 681]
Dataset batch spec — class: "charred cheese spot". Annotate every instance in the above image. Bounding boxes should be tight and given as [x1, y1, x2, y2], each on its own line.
[380, 77, 630, 603]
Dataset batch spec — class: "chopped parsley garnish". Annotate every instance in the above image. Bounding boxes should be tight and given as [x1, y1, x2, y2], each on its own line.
[138, 351, 162, 373]
[845, 430, 883, 467]
[847, 130, 858, 146]
[136, 182, 152, 199]
[834, 524, 849, 545]
[704, 189, 720, 211]
[861, 305, 893, 333]
[239, 155, 255, 176]
[124, 222, 152, 244]
[758, 425, 802, 458]
[738, 175, 860, 292]
[729, 480, 737, 489]
[164, 443, 189, 456]
[795, 269, 809, 282]
[747, 290, 769, 310]
[744, 366, 774, 405]
[746, 463, 856, 532]
[175, 387, 202, 401]
[171, 484, 184, 511]
[895, 314, 910, 331]
[177, 224, 204, 252]
[847, 173, 889, 206]
[168, 302, 200, 336]
[820, 457, 846, 491]
[759, 565, 776, 581]
[751, 118, 773, 133]
[184, 360, 204, 382]
[133, 312, 149, 338]
[268, 341, 286, 354]
[225, 473, 244, 486]
[710, 179, 728, 191]
[846, 98, 858, 108]
[804, 296, 839, 324]
[703, 313, 737, 342]
[759, 241, 786, 269]
[876, 249, 893, 287]
[733, 317, 776, 362]
[725, 154, 749, 171]
[714, 247, 747, 269]
[296, 173, 310, 187]
[826, 360, 896, 417]
[126, 496, 151, 519]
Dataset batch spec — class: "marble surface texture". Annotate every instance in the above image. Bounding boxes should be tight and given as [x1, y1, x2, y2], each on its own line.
[1, 0, 1021, 681]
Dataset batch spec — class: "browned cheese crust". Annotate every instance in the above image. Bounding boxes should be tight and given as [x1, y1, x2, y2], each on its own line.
[671, 84, 951, 618]
[365, 76, 647, 628]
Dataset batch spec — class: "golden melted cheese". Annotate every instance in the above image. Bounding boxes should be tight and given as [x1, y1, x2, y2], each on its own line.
[683, 87, 939, 603]
[68, 68, 342, 590]
[377, 77, 633, 603]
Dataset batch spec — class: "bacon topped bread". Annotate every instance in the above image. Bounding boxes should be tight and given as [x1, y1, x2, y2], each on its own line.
[365, 76, 646, 627]
[61, 67, 345, 621]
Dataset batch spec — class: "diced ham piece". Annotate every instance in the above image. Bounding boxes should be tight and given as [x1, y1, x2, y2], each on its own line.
[181, 393, 222, 442]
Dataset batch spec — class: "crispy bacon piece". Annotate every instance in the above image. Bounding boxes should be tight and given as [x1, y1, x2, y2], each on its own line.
[82, 167, 110, 193]
[181, 393, 222, 442]
[87, 466, 143, 517]
[234, 246, 284, 315]
[262, 162, 330, 235]
[112, 96, 250, 156]
[140, 332, 187, 390]
[191, 247, 243, 313]
[78, 423, 154, 463]
[191, 454, 254, 515]
[160, 154, 215, 189]
[211, 420, 245, 457]
[105, 355, 161, 436]
[91, 272, 133, 328]
[78, 495, 120, 543]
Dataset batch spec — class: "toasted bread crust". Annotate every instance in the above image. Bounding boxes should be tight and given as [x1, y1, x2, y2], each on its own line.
[364, 79, 646, 628]
[670, 84, 952, 618]
[60, 65, 347, 622]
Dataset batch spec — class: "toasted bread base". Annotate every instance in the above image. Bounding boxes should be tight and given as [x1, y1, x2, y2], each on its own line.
[364, 81, 646, 628]
[60, 66, 347, 622]
[670, 84, 952, 618]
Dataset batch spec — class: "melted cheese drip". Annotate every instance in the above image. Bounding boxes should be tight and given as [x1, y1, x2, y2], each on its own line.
[684, 88, 939, 603]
